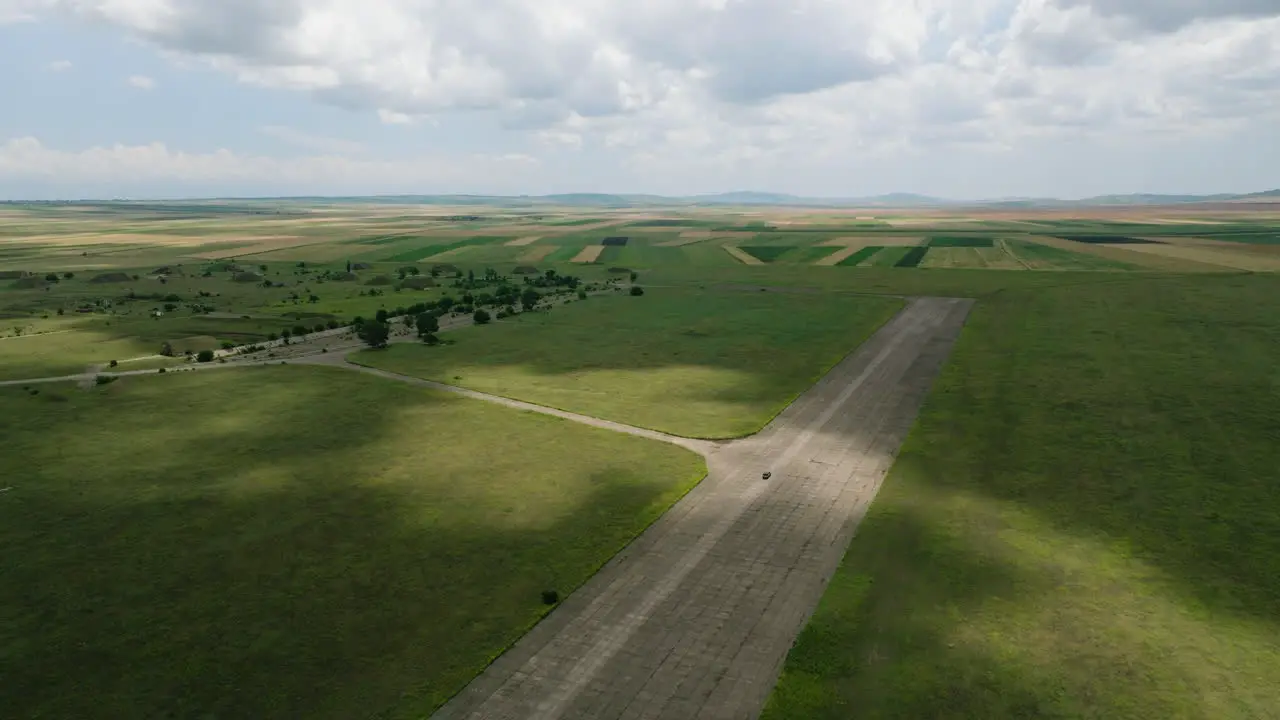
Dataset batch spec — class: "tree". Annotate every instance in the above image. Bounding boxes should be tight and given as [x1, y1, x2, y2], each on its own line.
[63, 271, 75, 280]
[196, 349, 215, 363]
[630, 286, 645, 296]
[326, 319, 341, 330]
[473, 309, 491, 325]
[358, 320, 391, 348]
[577, 289, 588, 300]
[314, 323, 326, 334]
[280, 328, 292, 344]
[259, 264, 268, 273]
[416, 312, 439, 339]
[44, 272, 60, 283]
[374, 308, 390, 324]
[159, 341, 175, 357]
[630, 272, 639, 282]
[520, 288, 540, 311]
[346, 260, 352, 273]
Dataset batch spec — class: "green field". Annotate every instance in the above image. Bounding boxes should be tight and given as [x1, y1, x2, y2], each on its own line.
[352, 289, 903, 438]
[0, 366, 705, 719]
[764, 274, 1280, 719]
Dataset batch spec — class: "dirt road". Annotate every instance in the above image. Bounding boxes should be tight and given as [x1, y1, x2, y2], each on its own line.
[430, 297, 973, 720]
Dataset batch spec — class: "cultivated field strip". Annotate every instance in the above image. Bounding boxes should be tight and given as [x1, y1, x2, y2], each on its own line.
[431, 297, 973, 720]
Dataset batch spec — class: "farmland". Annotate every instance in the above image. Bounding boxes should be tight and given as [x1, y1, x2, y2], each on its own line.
[2, 198, 1279, 719]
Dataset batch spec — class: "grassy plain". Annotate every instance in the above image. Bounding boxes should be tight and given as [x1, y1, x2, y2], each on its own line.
[0, 365, 706, 719]
[352, 289, 903, 438]
[764, 273, 1280, 719]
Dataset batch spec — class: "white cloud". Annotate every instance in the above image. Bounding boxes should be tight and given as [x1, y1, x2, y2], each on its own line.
[259, 125, 365, 155]
[0, 136, 542, 194]
[127, 74, 156, 89]
[7, 1, 1280, 196]
[47, 59, 72, 71]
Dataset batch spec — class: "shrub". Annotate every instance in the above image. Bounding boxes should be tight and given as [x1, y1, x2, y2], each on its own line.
[473, 309, 491, 325]
[577, 289, 587, 300]
[94, 375, 116, 386]
[108, 360, 118, 368]
[541, 590, 560, 605]
[416, 312, 440, 338]
[158, 368, 166, 374]
[159, 342, 175, 357]
[375, 309, 390, 324]
[326, 319, 341, 330]
[221, 341, 236, 350]
[292, 324, 308, 337]
[314, 323, 326, 334]
[630, 286, 645, 296]
[196, 350, 215, 363]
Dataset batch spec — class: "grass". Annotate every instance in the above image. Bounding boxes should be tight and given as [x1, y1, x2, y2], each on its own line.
[928, 236, 995, 248]
[764, 274, 1280, 719]
[352, 289, 903, 438]
[837, 246, 884, 267]
[895, 247, 929, 268]
[0, 365, 706, 719]
[1006, 239, 1138, 270]
[739, 246, 795, 263]
[868, 247, 913, 267]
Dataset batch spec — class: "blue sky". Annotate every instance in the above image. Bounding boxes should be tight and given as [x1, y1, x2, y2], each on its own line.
[1, 0, 1277, 200]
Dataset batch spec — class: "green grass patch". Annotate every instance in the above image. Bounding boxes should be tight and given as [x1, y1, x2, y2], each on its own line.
[0, 365, 705, 719]
[837, 246, 884, 267]
[739, 246, 795, 263]
[382, 237, 505, 263]
[868, 247, 912, 267]
[895, 247, 929, 268]
[353, 289, 903, 438]
[1006, 239, 1137, 271]
[928, 236, 995, 248]
[764, 274, 1280, 719]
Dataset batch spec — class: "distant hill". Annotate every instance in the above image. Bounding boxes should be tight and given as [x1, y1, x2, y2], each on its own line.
[12, 189, 1277, 209]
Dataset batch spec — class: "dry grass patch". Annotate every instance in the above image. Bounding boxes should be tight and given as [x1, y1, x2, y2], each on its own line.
[518, 246, 556, 263]
[724, 246, 765, 265]
[570, 246, 606, 263]
[814, 246, 863, 266]
[1108, 243, 1280, 272]
[504, 236, 542, 247]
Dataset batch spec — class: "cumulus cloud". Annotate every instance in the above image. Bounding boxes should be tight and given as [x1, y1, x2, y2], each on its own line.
[127, 74, 155, 89]
[9, 0, 1280, 185]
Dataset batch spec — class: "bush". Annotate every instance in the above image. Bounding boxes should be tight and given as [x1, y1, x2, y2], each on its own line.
[629, 286, 645, 296]
[94, 375, 116, 386]
[541, 590, 560, 605]
[196, 350, 215, 363]
[221, 341, 236, 350]
[473, 309, 491, 325]
[577, 289, 587, 300]
[108, 360, 118, 368]
[158, 368, 166, 374]
[159, 342, 175, 357]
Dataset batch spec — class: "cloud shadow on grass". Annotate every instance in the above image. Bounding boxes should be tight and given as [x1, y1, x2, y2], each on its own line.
[0, 366, 703, 719]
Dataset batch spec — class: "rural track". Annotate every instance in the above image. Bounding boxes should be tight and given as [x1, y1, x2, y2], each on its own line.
[427, 296, 974, 720]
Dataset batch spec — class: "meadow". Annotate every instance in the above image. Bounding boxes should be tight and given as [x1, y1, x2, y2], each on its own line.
[350, 288, 903, 438]
[0, 365, 705, 719]
[763, 273, 1280, 719]
[2, 199, 1279, 719]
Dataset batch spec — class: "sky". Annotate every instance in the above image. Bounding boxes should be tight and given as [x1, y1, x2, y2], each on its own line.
[1, 0, 1277, 200]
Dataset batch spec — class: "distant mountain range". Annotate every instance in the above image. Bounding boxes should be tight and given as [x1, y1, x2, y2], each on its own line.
[288, 189, 1280, 209]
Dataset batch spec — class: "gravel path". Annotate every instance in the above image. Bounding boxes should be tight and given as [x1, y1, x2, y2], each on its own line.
[429, 296, 973, 720]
